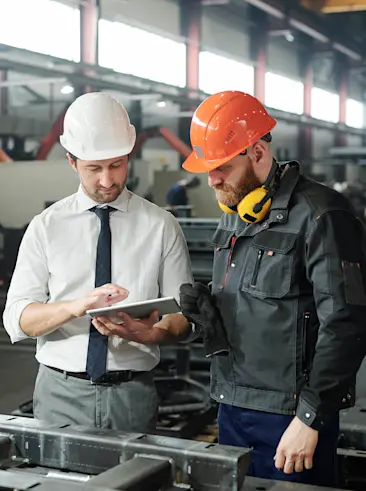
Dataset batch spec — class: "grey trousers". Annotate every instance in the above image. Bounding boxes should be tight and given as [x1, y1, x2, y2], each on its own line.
[33, 364, 159, 433]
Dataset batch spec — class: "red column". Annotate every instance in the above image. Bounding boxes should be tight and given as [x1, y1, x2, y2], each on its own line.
[178, 0, 201, 167]
[0, 70, 8, 116]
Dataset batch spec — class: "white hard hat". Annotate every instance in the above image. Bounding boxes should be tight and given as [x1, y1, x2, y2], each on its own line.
[60, 92, 136, 160]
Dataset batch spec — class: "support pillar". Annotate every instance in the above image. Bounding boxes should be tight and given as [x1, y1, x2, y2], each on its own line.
[79, 0, 100, 95]
[249, 6, 269, 103]
[178, 0, 201, 167]
[0, 70, 8, 117]
[334, 54, 348, 147]
[298, 37, 314, 167]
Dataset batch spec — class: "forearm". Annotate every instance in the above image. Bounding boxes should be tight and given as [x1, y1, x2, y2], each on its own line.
[20, 301, 76, 338]
[151, 313, 192, 344]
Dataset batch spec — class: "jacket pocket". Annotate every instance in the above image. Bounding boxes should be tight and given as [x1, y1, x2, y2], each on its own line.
[241, 230, 297, 299]
[212, 228, 236, 289]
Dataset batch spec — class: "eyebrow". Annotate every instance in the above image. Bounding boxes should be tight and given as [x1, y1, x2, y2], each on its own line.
[86, 158, 124, 168]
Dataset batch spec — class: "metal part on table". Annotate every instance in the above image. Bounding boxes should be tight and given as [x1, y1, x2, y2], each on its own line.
[242, 476, 343, 491]
[0, 469, 346, 491]
[0, 413, 251, 491]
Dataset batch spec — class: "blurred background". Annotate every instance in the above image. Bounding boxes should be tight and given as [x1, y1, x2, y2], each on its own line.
[2, 3, 366, 482]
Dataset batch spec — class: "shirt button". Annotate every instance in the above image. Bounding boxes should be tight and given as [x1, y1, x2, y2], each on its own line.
[262, 222, 268, 228]
[220, 394, 224, 400]
[231, 263, 235, 268]
[276, 213, 284, 221]
[305, 412, 311, 419]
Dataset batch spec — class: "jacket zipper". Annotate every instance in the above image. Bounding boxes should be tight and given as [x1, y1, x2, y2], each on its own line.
[302, 311, 310, 380]
[251, 249, 264, 287]
[222, 236, 236, 288]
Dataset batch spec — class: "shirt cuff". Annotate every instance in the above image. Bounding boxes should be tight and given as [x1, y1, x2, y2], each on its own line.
[3, 299, 35, 343]
[296, 396, 324, 431]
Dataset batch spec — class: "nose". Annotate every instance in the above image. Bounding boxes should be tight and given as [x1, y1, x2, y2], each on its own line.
[99, 170, 114, 189]
[208, 169, 223, 188]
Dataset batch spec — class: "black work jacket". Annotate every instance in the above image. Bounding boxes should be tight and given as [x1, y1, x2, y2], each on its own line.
[210, 162, 366, 429]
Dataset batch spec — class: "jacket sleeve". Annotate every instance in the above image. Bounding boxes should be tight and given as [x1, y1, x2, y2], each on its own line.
[296, 209, 366, 429]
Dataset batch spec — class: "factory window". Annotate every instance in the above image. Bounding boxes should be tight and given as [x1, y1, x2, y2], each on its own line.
[311, 87, 339, 123]
[98, 20, 186, 88]
[0, 0, 80, 62]
[346, 99, 364, 129]
[265, 72, 304, 115]
[199, 51, 254, 95]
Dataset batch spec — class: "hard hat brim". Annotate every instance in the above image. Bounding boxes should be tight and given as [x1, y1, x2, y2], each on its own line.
[182, 151, 231, 174]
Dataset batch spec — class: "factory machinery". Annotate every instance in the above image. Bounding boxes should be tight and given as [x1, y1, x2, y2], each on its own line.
[1, 406, 366, 491]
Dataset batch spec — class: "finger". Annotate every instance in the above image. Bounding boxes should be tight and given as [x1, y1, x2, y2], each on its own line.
[294, 459, 304, 473]
[274, 452, 285, 470]
[304, 455, 313, 470]
[92, 319, 109, 336]
[149, 310, 159, 324]
[180, 283, 200, 299]
[283, 458, 295, 475]
[106, 293, 128, 305]
[96, 316, 122, 330]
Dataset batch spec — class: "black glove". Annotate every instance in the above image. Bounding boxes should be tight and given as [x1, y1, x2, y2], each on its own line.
[180, 282, 229, 358]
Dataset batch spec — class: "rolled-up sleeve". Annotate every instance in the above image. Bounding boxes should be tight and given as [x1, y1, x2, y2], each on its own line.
[159, 213, 194, 300]
[3, 215, 49, 343]
[159, 214, 199, 342]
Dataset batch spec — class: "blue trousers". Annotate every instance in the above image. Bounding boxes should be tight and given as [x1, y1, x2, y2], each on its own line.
[218, 404, 339, 488]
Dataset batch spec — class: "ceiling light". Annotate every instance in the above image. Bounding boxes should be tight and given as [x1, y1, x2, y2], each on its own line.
[156, 100, 167, 108]
[61, 85, 74, 95]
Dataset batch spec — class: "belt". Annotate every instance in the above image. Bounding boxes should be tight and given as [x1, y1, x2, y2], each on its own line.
[45, 365, 140, 385]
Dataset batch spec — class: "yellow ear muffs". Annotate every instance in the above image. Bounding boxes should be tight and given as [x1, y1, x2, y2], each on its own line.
[237, 186, 272, 224]
[218, 202, 237, 214]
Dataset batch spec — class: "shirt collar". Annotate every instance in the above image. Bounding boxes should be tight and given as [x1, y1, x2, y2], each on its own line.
[76, 185, 131, 212]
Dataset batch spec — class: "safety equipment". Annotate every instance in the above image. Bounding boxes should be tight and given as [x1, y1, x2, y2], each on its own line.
[182, 90, 276, 174]
[60, 92, 136, 161]
[219, 159, 280, 224]
[180, 282, 229, 358]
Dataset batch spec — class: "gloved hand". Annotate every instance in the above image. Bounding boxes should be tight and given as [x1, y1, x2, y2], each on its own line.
[180, 282, 229, 358]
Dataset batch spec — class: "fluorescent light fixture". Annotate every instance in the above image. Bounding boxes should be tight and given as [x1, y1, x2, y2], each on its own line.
[61, 85, 74, 94]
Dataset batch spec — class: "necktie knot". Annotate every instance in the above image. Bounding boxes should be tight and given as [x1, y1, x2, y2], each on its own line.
[91, 206, 115, 222]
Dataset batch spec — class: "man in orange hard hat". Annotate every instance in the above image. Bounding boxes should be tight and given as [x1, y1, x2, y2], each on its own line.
[179, 90, 366, 487]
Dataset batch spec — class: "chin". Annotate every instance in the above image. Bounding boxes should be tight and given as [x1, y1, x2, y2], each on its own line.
[215, 191, 237, 208]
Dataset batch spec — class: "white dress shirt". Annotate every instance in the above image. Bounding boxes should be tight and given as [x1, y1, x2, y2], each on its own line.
[3, 186, 194, 372]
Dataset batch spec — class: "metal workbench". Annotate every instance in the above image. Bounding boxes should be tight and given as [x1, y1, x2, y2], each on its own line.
[0, 414, 343, 491]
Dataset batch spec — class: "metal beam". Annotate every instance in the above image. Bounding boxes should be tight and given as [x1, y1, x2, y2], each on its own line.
[0, 45, 363, 137]
[244, 0, 362, 61]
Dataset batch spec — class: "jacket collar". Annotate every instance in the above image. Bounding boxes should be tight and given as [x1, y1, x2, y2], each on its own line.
[270, 161, 300, 210]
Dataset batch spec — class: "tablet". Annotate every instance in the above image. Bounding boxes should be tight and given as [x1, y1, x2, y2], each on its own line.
[86, 296, 181, 320]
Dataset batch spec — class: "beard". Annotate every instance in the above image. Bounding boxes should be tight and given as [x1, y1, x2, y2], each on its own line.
[214, 164, 262, 207]
[83, 181, 125, 204]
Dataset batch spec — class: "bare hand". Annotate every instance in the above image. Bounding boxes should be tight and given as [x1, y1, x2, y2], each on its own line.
[69, 284, 129, 318]
[275, 416, 318, 474]
[92, 310, 159, 344]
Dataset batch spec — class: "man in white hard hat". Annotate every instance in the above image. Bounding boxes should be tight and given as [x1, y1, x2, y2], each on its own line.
[3, 92, 194, 433]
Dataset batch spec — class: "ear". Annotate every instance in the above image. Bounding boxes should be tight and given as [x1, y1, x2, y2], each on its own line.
[67, 153, 77, 172]
[252, 141, 267, 164]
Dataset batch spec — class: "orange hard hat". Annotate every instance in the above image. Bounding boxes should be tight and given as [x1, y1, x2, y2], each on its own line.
[182, 91, 277, 173]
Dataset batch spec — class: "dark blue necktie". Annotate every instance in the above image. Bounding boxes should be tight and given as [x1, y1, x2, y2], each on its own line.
[86, 206, 114, 381]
